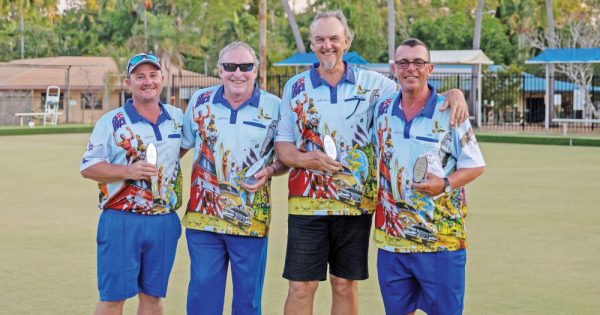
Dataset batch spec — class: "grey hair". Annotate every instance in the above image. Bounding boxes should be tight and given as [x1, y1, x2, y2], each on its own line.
[309, 10, 354, 52]
[216, 41, 260, 67]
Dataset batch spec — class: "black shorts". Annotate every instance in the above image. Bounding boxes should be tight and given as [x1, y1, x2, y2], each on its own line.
[283, 214, 373, 281]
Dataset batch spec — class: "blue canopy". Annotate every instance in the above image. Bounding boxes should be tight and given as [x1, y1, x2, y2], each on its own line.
[274, 51, 367, 66]
[427, 68, 600, 92]
[525, 48, 600, 64]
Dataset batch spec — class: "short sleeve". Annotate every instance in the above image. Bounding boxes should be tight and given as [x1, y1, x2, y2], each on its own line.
[275, 80, 296, 143]
[80, 119, 112, 172]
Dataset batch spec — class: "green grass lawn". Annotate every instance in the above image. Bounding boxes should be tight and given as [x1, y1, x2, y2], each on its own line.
[1, 134, 599, 314]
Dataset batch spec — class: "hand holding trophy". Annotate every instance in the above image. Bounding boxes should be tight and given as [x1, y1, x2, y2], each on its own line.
[146, 143, 158, 195]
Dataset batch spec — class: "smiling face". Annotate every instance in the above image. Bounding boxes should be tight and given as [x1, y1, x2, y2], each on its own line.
[218, 46, 257, 101]
[310, 16, 349, 71]
[393, 45, 434, 94]
[126, 63, 164, 104]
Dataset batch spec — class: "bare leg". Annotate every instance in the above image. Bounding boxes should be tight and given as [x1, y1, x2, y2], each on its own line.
[330, 275, 358, 315]
[94, 300, 125, 315]
[284, 280, 319, 315]
[137, 292, 163, 315]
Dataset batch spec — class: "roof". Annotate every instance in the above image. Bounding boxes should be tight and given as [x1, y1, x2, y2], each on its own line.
[525, 48, 600, 64]
[429, 50, 493, 65]
[273, 51, 367, 66]
[0, 56, 118, 90]
[0, 56, 218, 90]
[364, 63, 474, 74]
[275, 50, 493, 67]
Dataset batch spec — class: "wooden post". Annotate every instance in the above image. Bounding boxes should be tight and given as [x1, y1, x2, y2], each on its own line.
[259, 0, 267, 89]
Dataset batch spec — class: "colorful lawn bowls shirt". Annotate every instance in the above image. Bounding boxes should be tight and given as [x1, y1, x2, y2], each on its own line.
[80, 99, 184, 215]
[373, 85, 485, 253]
[181, 85, 281, 237]
[276, 63, 397, 216]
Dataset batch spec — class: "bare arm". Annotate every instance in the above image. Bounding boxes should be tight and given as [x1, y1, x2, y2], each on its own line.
[412, 166, 484, 196]
[275, 141, 342, 174]
[81, 161, 158, 183]
[439, 89, 469, 127]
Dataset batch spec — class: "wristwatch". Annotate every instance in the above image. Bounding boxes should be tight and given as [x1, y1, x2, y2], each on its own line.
[443, 177, 452, 193]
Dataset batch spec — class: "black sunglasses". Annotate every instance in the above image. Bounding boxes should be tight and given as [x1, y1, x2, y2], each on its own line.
[221, 63, 255, 72]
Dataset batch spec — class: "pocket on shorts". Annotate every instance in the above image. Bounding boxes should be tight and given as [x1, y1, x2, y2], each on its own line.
[96, 211, 108, 245]
[168, 213, 182, 240]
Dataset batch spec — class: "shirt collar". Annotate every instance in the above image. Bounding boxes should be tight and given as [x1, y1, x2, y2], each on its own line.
[392, 84, 438, 120]
[309, 61, 356, 88]
[213, 84, 261, 109]
[124, 99, 172, 124]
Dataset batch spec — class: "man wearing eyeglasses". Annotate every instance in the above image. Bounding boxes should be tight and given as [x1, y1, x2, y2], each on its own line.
[274, 11, 470, 315]
[180, 41, 285, 315]
[373, 38, 485, 315]
[80, 53, 184, 315]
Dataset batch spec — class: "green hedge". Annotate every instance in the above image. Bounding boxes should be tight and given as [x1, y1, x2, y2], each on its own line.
[1, 125, 599, 147]
[0, 125, 93, 136]
[476, 134, 600, 147]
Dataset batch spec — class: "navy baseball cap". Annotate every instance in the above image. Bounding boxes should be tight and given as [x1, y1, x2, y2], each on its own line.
[126, 53, 161, 78]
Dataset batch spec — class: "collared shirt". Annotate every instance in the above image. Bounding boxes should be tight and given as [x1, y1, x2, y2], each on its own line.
[276, 62, 397, 216]
[181, 84, 281, 237]
[372, 85, 485, 253]
[80, 99, 184, 215]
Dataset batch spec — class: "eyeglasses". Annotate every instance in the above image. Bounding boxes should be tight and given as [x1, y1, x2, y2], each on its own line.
[221, 63, 255, 72]
[127, 53, 160, 76]
[394, 59, 429, 69]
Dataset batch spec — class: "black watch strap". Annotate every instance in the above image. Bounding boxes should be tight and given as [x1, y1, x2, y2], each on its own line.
[443, 177, 451, 193]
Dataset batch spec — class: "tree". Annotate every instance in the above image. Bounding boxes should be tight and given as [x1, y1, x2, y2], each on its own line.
[471, 0, 484, 126]
[282, 0, 305, 53]
[528, 0, 600, 119]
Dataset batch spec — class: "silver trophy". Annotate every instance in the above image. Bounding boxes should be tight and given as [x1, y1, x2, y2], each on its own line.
[323, 134, 337, 160]
[146, 143, 158, 195]
[243, 121, 277, 185]
[146, 143, 157, 165]
[412, 155, 428, 183]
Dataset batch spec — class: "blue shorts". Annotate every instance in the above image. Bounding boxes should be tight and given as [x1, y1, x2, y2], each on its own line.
[186, 229, 268, 315]
[96, 210, 181, 302]
[377, 249, 466, 315]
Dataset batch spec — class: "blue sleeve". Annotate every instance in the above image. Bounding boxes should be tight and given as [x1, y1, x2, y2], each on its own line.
[275, 80, 296, 143]
[80, 118, 113, 172]
[182, 92, 198, 150]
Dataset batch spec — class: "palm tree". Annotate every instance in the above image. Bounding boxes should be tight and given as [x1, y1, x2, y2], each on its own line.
[282, 0, 305, 53]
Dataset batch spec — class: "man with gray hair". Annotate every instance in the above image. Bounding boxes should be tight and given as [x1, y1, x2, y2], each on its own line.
[180, 41, 286, 314]
[275, 11, 469, 315]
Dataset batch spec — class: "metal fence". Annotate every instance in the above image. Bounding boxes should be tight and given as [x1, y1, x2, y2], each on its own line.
[0, 90, 33, 125]
[170, 71, 600, 133]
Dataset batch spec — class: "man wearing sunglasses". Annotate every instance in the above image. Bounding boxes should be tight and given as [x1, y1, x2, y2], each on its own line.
[373, 38, 485, 315]
[274, 11, 470, 315]
[81, 53, 184, 315]
[180, 41, 285, 315]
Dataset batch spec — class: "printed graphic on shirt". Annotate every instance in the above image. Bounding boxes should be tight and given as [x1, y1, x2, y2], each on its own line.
[101, 122, 182, 215]
[373, 93, 484, 253]
[183, 87, 280, 237]
[286, 76, 383, 216]
[81, 104, 184, 215]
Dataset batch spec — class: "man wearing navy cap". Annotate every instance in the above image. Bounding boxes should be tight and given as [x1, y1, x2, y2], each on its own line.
[81, 53, 184, 315]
